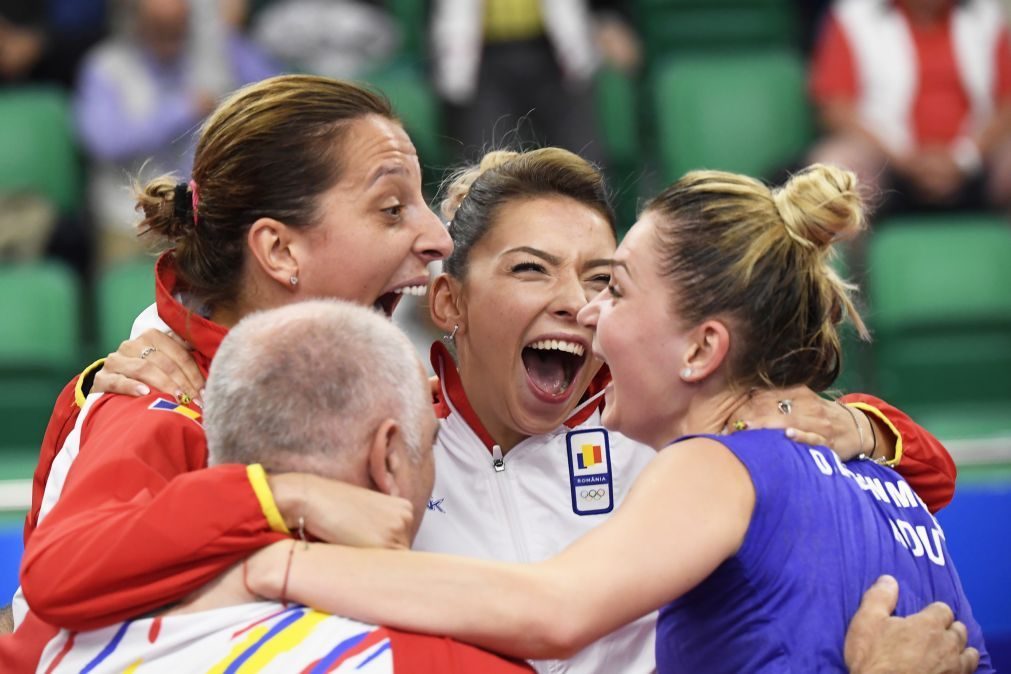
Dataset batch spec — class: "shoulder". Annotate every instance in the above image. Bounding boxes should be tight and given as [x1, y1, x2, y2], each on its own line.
[81, 392, 205, 458]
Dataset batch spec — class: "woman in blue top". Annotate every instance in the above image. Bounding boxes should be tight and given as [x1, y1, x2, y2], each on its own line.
[243, 164, 989, 672]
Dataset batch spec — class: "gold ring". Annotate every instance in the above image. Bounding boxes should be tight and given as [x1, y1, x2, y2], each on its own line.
[732, 419, 749, 431]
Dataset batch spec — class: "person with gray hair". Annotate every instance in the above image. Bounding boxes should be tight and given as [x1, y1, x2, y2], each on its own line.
[34, 300, 532, 674]
[205, 298, 430, 482]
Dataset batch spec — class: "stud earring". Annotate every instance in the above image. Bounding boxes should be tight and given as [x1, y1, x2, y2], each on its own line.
[289, 275, 299, 287]
[680, 367, 693, 380]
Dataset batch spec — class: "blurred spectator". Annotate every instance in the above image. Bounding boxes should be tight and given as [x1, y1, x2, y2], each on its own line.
[808, 0, 1011, 215]
[0, 0, 106, 87]
[251, 0, 398, 79]
[0, 193, 55, 260]
[431, 0, 641, 165]
[75, 0, 279, 263]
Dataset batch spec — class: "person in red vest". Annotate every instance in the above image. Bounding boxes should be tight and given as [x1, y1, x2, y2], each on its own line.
[809, 0, 1011, 213]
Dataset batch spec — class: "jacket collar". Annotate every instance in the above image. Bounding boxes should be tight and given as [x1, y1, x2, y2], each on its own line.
[429, 341, 612, 452]
[154, 252, 228, 376]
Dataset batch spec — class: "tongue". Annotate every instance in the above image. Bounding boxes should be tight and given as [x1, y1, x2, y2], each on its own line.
[523, 349, 568, 395]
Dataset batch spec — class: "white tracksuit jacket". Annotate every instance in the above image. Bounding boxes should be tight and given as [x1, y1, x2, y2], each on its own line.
[414, 344, 658, 674]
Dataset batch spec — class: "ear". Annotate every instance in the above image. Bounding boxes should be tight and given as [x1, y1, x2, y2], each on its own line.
[247, 217, 301, 291]
[428, 273, 466, 334]
[367, 418, 403, 498]
[682, 319, 731, 381]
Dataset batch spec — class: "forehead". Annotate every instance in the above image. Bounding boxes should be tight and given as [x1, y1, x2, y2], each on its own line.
[336, 115, 418, 185]
[480, 195, 616, 256]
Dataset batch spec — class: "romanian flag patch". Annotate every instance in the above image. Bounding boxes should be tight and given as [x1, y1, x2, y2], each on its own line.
[148, 398, 201, 422]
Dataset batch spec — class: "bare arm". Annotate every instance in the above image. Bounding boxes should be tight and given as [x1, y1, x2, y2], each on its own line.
[246, 438, 754, 659]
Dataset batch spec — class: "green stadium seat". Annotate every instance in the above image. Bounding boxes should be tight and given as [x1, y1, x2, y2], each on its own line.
[97, 257, 157, 355]
[652, 50, 812, 183]
[0, 87, 81, 215]
[867, 216, 1011, 440]
[635, 0, 797, 63]
[0, 261, 81, 450]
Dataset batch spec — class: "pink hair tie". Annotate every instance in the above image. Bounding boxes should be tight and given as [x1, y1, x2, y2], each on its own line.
[188, 179, 199, 226]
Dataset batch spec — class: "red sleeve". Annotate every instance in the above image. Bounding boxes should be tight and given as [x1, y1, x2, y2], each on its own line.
[995, 26, 1011, 102]
[810, 14, 859, 105]
[389, 629, 535, 673]
[838, 393, 957, 512]
[19, 393, 287, 631]
[25, 376, 83, 545]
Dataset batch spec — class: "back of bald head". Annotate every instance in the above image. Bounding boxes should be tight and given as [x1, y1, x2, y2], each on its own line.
[203, 299, 428, 477]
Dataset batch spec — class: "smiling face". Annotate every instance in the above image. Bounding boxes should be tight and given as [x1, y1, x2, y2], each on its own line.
[296, 115, 453, 317]
[449, 195, 616, 449]
[578, 212, 693, 448]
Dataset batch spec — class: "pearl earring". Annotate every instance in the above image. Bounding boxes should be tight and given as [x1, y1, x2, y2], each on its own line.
[680, 367, 693, 380]
[289, 275, 299, 287]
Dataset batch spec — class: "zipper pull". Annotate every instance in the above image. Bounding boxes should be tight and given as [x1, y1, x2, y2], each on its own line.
[492, 444, 505, 472]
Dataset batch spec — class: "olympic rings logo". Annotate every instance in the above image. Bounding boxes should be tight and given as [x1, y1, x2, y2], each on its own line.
[580, 488, 608, 500]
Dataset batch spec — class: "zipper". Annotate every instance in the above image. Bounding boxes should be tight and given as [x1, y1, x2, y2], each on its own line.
[489, 444, 531, 562]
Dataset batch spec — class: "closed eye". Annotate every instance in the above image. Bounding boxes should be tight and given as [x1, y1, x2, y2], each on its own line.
[511, 261, 547, 274]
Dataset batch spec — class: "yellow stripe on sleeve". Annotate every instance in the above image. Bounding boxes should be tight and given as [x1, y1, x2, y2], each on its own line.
[74, 358, 107, 407]
[846, 402, 902, 467]
[246, 464, 291, 534]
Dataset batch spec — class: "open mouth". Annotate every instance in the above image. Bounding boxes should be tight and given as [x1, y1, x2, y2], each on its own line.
[373, 284, 427, 318]
[521, 338, 588, 400]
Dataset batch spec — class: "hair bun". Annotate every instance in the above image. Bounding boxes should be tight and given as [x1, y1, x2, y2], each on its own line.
[440, 150, 520, 221]
[773, 163, 865, 250]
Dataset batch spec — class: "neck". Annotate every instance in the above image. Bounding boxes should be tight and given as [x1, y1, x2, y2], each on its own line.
[651, 381, 750, 450]
[452, 348, 528, 454]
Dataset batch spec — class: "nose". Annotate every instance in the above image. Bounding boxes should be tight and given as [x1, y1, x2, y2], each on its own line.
[577, 290, 604, 329]
[550, 273, 589, 321]
[415, 208, 454, 263]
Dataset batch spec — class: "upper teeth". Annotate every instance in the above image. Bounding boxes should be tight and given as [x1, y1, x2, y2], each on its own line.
[393, 285, 427, 297]
[528, 339, 585, 357]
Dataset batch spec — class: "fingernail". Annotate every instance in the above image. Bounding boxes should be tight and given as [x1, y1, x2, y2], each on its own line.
[786, 428, 797, 439]
[200, 388, 206, 400]
[137, 384, 150, 396]
[876, 574, 897, 587]
[194, 398, 204, 409]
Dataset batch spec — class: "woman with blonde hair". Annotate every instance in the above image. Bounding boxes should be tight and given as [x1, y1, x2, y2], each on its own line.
[237, 163, 990, 672]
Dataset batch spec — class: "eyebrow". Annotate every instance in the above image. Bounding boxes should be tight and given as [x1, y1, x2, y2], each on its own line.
[584, 258, 614, 270]
[503, 246, 562, 266]
[611, 259, 631, 275]
[366, 164, 408, 188]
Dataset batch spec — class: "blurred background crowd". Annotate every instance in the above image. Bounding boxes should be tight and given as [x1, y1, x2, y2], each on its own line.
[1, 0, 1010, 665]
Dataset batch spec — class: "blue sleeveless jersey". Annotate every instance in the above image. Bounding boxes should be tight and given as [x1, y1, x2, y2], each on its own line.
[655, 429, 991, 673]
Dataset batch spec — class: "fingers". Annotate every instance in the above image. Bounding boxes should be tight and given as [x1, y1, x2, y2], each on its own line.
[959, 647, 980, 674]
[140, 331, 206, 399]
[101, 351, 195, 403]
[92, 371, 151, 398]
[856, 575, 900, 620]
[784, 429, 829, 448]
[100, 330, 204, 404]
[919, 601, 956, 629]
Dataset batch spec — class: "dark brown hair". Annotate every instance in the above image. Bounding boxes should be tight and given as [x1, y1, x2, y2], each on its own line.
[136, 74, 395, 309]
[645, 163, 868, 392]
[439, 148, 616, 279]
